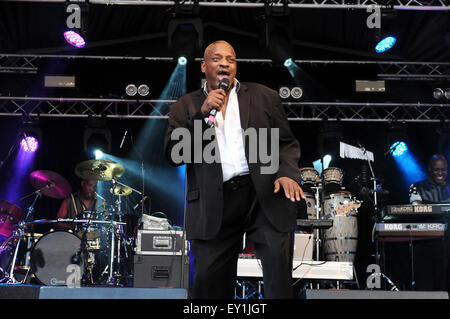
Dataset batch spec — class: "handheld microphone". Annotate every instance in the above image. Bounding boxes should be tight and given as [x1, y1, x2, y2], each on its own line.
[119, 130, 128, 149]
[207, 78, 230, 128]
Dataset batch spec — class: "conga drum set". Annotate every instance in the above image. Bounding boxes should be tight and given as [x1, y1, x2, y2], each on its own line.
[299, 167, 361, 262]
[0, 159, 138, 287]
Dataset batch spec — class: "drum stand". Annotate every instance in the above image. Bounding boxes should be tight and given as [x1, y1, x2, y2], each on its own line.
[310, 185, 323, 290]
[4, 185, 50, 284]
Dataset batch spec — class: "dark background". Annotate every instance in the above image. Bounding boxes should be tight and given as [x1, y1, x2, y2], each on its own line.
[0, 1, 449, 291]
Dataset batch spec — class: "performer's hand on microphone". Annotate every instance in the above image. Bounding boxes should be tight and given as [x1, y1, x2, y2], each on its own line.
[274, 177, 305, 202]
[201, 89, 226, 116]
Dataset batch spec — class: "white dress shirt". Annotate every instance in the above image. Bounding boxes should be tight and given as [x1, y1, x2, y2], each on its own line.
[203, 80, 249, 182]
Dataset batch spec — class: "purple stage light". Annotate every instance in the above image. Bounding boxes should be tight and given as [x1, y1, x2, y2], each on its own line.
[64, 30, 85, 48]
[20, 136, 39, 153]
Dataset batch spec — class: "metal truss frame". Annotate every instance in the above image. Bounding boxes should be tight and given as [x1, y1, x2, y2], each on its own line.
[3, 0, 450, 11]
[1, 54, 450, 80]
[0, 96, 448, 122]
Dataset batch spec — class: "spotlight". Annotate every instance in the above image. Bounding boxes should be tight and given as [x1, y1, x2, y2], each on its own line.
[83, 116, 111, 157]
[290, 87, 303, 100]
[168, 14, 203, 64]
[323, 154, 332, 168]
[20, 136, 39, 153]
[386, 121, 408, 157]
[375, 36, 397, 53]
[391, 141, 408, 157]
[284, 58, 294, 68]
[20, 115, 42, 152]
[445, 88, 450, 100]
[178, 56, 188, 65]
[64, 1, 89, 48]
[125, 84, 138, 97]
[94, 149, 104, 159]
[138, 84, 150, 97]
[279, 86, 291, 99]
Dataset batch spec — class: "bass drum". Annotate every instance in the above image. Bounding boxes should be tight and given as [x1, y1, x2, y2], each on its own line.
[30, 230, 84, 286]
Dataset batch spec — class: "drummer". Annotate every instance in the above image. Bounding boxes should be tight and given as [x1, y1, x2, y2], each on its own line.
[56, 179, 98, 230]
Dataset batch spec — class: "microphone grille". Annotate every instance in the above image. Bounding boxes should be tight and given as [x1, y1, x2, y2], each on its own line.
[218, 78, 230, 91]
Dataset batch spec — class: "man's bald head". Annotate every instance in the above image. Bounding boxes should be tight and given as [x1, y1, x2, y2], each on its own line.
[203, 40, 236, 60]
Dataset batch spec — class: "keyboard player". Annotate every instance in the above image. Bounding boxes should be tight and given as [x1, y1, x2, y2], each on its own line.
[408, 154, 449, 293]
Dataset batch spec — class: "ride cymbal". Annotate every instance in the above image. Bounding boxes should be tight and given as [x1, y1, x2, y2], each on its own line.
[75, 160, 125, 181]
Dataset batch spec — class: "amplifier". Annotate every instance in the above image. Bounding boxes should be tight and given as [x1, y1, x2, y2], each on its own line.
[133, 254, 190, 289]
[136, 230, 188, 255]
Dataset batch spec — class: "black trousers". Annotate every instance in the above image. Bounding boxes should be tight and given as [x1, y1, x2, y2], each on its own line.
[190, 175, 293, 299]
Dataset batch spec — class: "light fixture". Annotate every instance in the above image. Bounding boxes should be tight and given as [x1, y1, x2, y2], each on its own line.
[20, 136, 39, 153]
[445, 88, 450, 100]
[433, 88, 444, 100]
[138, 84, 150, 97]
[279, 86, 290, 99]
[178, 56, 188, 65]
[125, 84, 137, 97]
[83, 116, 111, 158]
[290, 87, 303, 100]
[390, 141, 408, 157]
[64, 0, 89, 48]
[375, 36, 397, 53]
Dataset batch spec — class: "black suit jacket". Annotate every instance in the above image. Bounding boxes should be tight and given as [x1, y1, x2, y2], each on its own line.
[164, 82, 301, 240]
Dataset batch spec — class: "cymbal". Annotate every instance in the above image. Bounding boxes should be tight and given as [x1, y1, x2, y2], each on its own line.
[29, 170, 72, 199]
[0, 200, 24, 224]
[110, 185, 132, 196]
[75, 160, 125, 181]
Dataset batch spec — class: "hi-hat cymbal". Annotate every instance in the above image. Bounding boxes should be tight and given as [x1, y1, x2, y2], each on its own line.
[110, 185, 132, 196]
[0, 200, 24, 224]
[29, 170, 72, 199]
[75, 160, 125, 181]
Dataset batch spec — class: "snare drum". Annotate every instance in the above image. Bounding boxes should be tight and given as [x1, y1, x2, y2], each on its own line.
[30, 230, 84, 286]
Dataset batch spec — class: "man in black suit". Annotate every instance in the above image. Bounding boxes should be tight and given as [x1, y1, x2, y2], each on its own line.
[165, 40, 304, 298]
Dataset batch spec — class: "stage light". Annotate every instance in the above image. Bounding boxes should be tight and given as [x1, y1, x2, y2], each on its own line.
[94, 149, 104, 159]
[284, 58, 294, 68]
[138, 84, 150, 97]
[168, 14, 203, 64]
[20, 136, 39, 153]
[83, 116, 111, 157]
[290, 87, 303, 100]
[323, 154, 332, 168]
[64, 1, 89, 48]
[125, 84, 137, 97]
[178, 56, 187, 66]
[63, 30, 85, 48]
[279, 86, 290, 99]
[390, 141, 408, 157]
[375, 36, 397, 53]
[444, 88, 450, 100]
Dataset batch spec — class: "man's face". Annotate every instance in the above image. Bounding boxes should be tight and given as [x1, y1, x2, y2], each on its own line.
[81, 180, 97, 200]
[201, 41, 237, 91]
[429, 159, 447, 186]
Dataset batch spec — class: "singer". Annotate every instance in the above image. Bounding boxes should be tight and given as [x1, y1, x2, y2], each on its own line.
[165, 40, 304, 299]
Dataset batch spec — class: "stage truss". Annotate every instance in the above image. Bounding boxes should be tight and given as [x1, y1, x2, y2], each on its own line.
[3, 0, 450, 11]
[1, 55, 449, 122]
[0, 96, 449, 122]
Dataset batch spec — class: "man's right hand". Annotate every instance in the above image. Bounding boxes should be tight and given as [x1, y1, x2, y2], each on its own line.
[201, 89, 226, 116]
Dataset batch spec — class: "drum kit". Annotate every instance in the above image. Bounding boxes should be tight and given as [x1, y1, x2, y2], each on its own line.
[299, 166, 361, 262]
[0, 159, 140, 287]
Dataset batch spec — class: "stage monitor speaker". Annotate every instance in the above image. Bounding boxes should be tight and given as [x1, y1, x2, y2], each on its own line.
[133, 254, 189, 289]
[300, 289, 449, 299]
[0, 284, 187, 299]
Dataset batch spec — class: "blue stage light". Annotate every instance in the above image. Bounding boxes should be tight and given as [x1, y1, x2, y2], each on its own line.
[178, 56, 187, 65]
[283, 58, 294, 68]
[375, 36, 397, 53]
[391, 141, 407, 157]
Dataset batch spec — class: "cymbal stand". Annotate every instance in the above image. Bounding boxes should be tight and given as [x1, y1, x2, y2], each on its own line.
[5, 185, 48, 283]
[309, 185, 323, 290]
